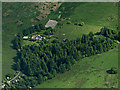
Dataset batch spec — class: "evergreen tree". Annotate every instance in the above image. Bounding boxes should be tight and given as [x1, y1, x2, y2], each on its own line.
[41, 58, 48, 73]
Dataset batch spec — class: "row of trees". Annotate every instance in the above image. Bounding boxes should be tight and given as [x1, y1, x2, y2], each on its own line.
[13, 31, 117, 88]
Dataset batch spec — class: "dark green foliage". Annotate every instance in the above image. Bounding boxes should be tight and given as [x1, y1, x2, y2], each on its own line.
[44, 27, 53, 35]
[16, 31, 115, 79]
[12, 26, 117, 88]
[12, 33, 23, 50]
[99, 27, 118, 41]
[66, 21, 71, 24]
[107, 67, 118, 74]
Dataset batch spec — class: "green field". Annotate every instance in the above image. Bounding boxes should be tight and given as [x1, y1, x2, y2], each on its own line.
[36, 47, 118, 88]
[55, 24, 102, 40]
[55, 2, 118, 40]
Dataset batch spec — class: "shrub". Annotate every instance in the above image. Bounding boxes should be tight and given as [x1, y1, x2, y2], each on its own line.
[106, 67, 117, 74]
[66, 21, 71, 24]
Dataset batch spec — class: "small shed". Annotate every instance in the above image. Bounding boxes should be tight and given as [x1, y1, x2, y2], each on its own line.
[63, 38, 67, 42]
[23, 36, 28, 39]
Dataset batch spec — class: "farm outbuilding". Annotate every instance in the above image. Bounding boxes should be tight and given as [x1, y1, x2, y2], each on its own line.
[45, 19, 58, 29]
[23, 36, 28, 39]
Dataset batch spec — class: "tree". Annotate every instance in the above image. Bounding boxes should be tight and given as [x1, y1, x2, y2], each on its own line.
[52, 69, 57, 77]
[41, 58, 48, 73]
[80, 22, 85, 26]
[37, 74, 43, 84]
[66, 21, 71, 24]
[81, 34, 88, 43]
[88, 32, 94, 40]
[107, 67, 117, 74]
[13, 37, 19, 49]
[59, 64, 66, 73]
[100, 27, 107, 35]
[39, 24, 45, 30]
[44, 76, 48, 81]
[47, 73, 53, 79]
[65, 62, 71, 71]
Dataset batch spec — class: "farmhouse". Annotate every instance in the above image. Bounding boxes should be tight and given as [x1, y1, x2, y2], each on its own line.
[45, 19, 58, 29]
[31, 35, 37, 39]
[31, 35, 45, 41]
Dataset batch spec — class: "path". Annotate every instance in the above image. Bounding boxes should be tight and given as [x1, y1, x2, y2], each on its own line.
[9, 72, 20, 82]
[0, 72, 20, 88]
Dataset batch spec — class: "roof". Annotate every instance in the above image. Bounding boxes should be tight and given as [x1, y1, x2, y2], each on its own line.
[32, 35, 36, 39]
[63, 38, 67, 41]
[23, 36, 28, 39]
[45, 19, 58, 29]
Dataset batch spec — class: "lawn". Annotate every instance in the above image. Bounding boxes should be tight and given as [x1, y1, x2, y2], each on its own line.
[35, 47, 118, 88]
[55, 2, 118, 40]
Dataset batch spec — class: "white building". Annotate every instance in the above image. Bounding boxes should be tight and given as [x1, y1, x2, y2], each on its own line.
[23, 36, 28, 39]
[2, 84, 5, 88]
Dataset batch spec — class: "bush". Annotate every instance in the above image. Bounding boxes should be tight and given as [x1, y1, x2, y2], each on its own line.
[106, 67, 117, 74]
[74, 22, 78, 25]
[78, 22, 85, 26]
[66, 21, 71, 24]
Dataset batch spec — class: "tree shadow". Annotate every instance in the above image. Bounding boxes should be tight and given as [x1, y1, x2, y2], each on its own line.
[106, 69, 117, 74]
[11, 53, 20, 71]
[10, 39, 16, 49]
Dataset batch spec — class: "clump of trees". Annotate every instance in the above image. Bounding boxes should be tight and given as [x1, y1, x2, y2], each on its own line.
[97, 27, 119, 41]
[107, 67, 118, 74]
[12, 23, 53, 50]
[74, 22, 85, 26]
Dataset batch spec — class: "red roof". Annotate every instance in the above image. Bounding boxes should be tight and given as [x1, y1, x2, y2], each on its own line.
[32, 35, 36, 39]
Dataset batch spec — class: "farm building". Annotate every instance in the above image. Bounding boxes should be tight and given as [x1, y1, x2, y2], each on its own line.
[45, 19, 58, 29]
[63, 38, 67, 42]
[31, 35, 45, 41]
[31, 35, 37, 39]
[23, 36, 28, 39]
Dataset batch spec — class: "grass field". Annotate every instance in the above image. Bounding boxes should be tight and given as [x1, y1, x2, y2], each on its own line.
[55, 2, 118, 40]
[2, 2, 35, 78]
[36, 47, 118, 88]
[54, 24, 102, 40]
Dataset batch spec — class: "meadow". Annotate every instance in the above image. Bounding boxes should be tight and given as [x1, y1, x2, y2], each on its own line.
[36, 47, 118, 88]
[55, 2, 118, 40]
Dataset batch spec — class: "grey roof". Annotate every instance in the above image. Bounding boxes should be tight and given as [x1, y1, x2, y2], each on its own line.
[45, 19, 58, 29]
